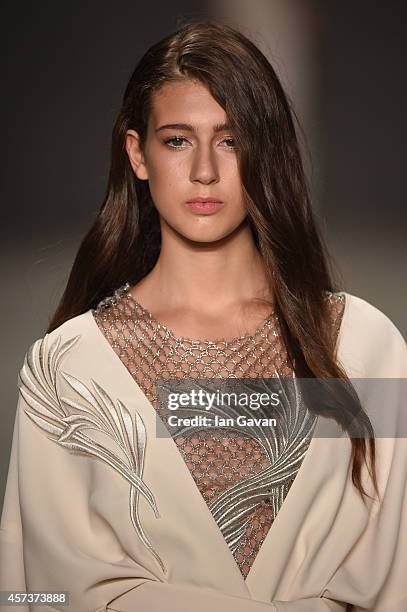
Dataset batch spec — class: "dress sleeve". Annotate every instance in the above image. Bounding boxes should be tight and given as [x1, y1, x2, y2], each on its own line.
[321, 297, 407, 612]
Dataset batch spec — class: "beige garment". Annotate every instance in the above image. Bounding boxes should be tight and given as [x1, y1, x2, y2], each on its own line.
[0, 292, 406, 612]
[92, 285, 345, 579]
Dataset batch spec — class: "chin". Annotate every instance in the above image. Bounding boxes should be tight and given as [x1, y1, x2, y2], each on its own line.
[183, 230, 238, 245]
[163, 216, 247, 244]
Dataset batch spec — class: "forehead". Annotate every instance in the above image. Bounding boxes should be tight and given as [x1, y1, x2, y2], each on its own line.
[149, 79, 227, 127]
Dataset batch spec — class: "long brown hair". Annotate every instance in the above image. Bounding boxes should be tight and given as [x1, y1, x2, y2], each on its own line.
[47, 20, 377, 501]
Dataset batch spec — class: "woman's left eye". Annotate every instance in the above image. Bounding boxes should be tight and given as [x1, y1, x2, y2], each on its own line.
[222, 138, 236, 148]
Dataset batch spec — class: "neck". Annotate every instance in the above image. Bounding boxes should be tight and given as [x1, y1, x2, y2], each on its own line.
[134, 220, 273, 316]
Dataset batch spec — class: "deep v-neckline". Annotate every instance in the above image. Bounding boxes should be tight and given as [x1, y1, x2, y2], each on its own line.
[84, 296, 348, 588]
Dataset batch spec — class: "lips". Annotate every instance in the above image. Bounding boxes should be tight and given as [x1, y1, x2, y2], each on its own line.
[186, 197, 223, 203]
[185, 200, 225, 215]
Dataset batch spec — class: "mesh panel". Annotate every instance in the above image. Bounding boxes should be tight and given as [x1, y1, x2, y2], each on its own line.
[93, 284, 345, 578]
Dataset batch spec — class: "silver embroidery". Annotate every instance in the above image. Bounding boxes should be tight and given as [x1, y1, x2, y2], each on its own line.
[158, 373, 317, 554]
[18, 332, 165, 573]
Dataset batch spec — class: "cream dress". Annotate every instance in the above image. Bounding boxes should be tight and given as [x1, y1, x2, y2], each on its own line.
[0, 289, 406, 611]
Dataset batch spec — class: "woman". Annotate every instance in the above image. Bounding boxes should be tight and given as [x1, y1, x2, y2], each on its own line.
[1, 20, 406, 612]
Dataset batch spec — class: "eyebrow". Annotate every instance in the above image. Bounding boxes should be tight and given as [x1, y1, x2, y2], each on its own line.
[155, 122, 232, 134]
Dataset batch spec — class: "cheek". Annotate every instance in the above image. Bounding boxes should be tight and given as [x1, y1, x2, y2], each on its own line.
[148, 154, 185, 191]
[220, 159, 243, 189]
[147, 162, 183, 214]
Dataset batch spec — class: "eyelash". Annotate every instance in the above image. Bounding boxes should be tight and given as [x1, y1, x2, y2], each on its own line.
[163, 136, 236, 150]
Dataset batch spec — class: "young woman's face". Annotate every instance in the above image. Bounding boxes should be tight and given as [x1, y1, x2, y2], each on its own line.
[125, 79, 248, 243]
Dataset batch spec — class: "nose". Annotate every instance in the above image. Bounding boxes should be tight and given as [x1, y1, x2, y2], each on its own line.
[189, 145, 219, 185]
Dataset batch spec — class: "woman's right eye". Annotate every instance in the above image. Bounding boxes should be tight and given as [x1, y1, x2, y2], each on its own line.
[164, 136, 189, 148]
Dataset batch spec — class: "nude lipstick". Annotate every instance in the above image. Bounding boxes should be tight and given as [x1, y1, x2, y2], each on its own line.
[185, 196, 224, 215]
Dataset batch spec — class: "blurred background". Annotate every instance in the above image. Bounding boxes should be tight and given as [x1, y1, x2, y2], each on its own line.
[1, 1, 406, 506]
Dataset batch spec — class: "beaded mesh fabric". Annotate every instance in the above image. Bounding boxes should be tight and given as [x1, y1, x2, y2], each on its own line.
[92, 284, 346, 578]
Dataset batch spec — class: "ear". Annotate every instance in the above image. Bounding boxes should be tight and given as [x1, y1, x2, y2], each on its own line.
[125, 129, 149, 180]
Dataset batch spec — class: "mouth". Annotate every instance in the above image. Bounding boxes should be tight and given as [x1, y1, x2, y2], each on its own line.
[185, 200, 225, 215]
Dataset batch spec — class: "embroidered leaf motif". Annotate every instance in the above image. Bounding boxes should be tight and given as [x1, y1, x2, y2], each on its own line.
[18, 333, 165, 573]
[157, 373, 317, 553]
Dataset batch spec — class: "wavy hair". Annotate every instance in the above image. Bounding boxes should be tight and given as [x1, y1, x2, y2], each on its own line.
[47, 20, 377, 500]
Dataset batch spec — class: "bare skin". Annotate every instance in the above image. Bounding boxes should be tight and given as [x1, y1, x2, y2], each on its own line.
[125, 78, 274, 342]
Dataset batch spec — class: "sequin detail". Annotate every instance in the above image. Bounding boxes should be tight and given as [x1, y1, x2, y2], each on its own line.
[18, 332, 165, 573]
[93, 284, 346, 578]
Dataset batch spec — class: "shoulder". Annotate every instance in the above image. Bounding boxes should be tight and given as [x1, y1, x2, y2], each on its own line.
[340, 292, 405, 347]
[17, 308, 116, 434]
[19, 310, 99, 384]
[47, 309, 96, 342]
[336, 292, 406, 377]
